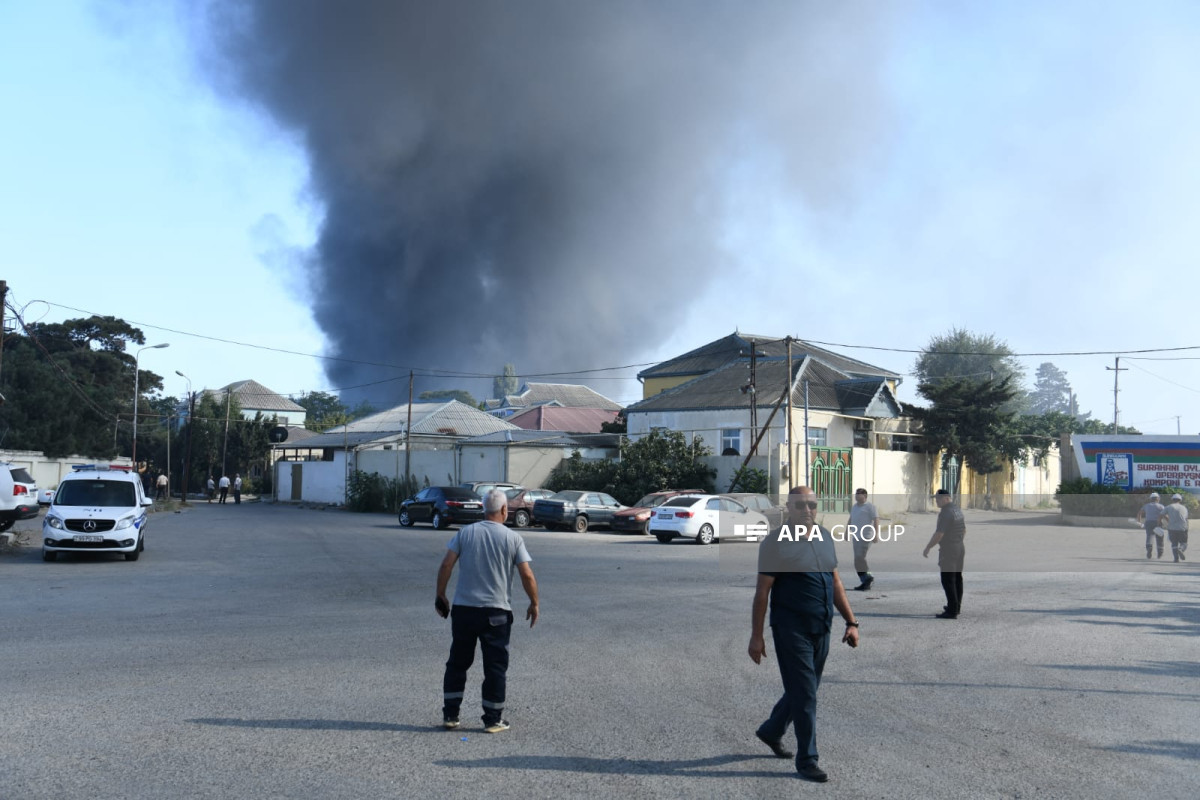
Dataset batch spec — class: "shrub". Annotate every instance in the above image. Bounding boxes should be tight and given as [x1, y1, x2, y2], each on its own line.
[346, 471, 422, 513]
[1054, 479, 1199, 517]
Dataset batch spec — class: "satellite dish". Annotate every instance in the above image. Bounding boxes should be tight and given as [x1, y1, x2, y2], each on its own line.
[269, 426, 289, 443]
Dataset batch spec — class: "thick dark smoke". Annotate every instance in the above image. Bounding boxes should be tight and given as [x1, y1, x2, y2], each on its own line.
[194, 1, 899, 404]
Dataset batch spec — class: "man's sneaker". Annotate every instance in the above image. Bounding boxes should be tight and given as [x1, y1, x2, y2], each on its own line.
[756, 731, 794, 759]
[935, 610, 958, 619]
[443, 717, 460, 730]
[1179, 550, 1187, 561]
[797, 763, 829, 783]
[484, 719, 511, 734]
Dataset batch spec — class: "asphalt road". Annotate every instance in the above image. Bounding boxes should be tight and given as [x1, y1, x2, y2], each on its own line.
[1, 504, 1196, 799]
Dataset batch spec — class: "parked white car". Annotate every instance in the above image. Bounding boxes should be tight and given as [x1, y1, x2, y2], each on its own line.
[0, 462, 39, 532]
[38, 488, 56, 506]
[649, 494, 769, 545]
[42, 465, 151, 562]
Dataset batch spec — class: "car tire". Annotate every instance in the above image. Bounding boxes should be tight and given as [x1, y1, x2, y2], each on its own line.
[42, 548, 57, 562]
[514, 510, 530, 528]
[432, 512, 444, 530]
[696, 524, 715, 545]
[655, 532, 674, 543]
[125, 542, 141, 561]
[399, 510, 413, 527]
[573, 515, 589, 533]
[0, 519, 13, 533]
[641, 519, 651, 536]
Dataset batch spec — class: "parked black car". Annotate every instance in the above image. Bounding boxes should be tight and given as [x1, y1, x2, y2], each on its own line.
[532, 490, 626, 533]
[399, 486, 485, 529]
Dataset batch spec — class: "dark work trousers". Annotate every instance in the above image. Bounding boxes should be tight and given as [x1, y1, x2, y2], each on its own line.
[757, 618, 830, 770]
[940, 572, 964, 614]
[1168, 530, 1189, 561]
[443, 606, 514, 724]
[218, 488, 228, 504]
[233, 488, 241, 504]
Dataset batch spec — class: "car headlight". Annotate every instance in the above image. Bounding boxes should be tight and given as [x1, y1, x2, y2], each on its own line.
[46, 516, 65, 530]
[115, 517, 134, 530]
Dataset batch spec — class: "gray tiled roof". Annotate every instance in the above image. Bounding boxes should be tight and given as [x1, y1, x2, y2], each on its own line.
[326, 401, 519, 439]
[494, 382, 622, 411]
[834, 378, 901, 417]
[460, 430, 621, 449]
[637, 332, 901, 382]
[626, 356, 899, 417]
[206, 380, 307, 413]
[273, 430, 403, 449]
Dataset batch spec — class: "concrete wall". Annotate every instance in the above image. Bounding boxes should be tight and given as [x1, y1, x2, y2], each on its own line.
[354, 449, 456, 488]
[274, 452, 348, 505]
[1, 450, 133, 491]
[850, 447, 935, 515]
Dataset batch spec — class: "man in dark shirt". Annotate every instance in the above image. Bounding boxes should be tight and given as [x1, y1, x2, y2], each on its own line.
[923, 488, 966, 619]
[749, 486, 860, 783]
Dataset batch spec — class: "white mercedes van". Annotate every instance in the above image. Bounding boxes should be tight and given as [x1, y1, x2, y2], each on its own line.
[42, 465, 151, 562]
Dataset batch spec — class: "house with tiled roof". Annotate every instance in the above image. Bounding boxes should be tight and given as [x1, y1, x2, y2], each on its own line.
[626, 333, 918, 505]
[484, 382, 622, 417]
[507, 405, 620, 434]
[202, 380, 308, 427]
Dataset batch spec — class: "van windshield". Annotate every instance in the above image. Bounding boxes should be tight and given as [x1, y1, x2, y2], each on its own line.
[55, 480, 137, 508]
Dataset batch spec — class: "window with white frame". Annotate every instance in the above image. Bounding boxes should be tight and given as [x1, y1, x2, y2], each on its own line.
[721, 428, 741, 456]
[807, 427, 828, 447]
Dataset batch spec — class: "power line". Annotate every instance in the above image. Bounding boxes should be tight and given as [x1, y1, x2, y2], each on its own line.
[1126, 361, 1200, 396]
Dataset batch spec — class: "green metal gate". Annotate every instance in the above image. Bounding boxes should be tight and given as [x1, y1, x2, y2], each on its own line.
[810, 447, 852, 513]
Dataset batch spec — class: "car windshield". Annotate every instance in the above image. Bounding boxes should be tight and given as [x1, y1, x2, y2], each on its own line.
[550, 491, 583, 501]
[664, 496, 701, 508]
[504, 489, 522, 499]
[441, 487, 479, 500]
[635, 494, 669, 507]
[55, 480, 137, 507]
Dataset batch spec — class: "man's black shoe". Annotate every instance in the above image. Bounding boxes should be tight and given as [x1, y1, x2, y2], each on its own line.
[755, 731, 794, 759]
[935, 610, 958, 619]
[853, 582, 873, 591]
[797, 763, 828, 782]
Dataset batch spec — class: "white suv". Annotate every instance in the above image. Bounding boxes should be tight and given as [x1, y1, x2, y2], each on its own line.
[42, 465, 151, 562]
[0, 462, 40, 532]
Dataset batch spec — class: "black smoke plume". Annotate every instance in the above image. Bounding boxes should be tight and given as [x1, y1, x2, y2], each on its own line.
[193, 1, 897, 404]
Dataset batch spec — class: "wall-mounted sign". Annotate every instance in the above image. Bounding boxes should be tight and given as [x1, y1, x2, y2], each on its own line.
[1073, 435, 1200, 494]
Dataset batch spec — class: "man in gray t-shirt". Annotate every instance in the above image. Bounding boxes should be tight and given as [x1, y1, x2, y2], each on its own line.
[1163, 494, 1190, 563]
[436, 489, 539, 733]
[847, 488, 880, 591]
[1136, 493, 1166, 559]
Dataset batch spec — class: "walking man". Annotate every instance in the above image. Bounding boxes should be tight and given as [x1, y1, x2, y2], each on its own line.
[436, 489, 539, 733]
[233, 474, 243, 504]
[206, 476, 215, 503]
[749, 485, 860, 783]
[218, 474, 230, 504]
[155, 472, 168, 501]
[1136, 492, 1166, 559]
[923, 488, 966, 619]
[848, 488, 880, 590]
[1163, 493, 1189, 562]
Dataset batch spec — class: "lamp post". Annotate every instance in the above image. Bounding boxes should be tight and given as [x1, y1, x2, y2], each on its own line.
[131, 343, 169, 467]
[177, 370, 192, 505]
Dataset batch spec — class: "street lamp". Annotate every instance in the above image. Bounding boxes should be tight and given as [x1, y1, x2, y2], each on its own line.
[131, 343, 169, 467]
[177, 370, 192, 505]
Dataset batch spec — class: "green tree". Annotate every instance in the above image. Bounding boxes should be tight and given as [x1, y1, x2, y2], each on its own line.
[543, 429, 715, 505]
[419, 389, 479, 406]
[914, 328, 1026, 413]
[493, 363, 519, 399]
[296, 391, 350, 432]
[0, 315, 160, 458]
[908, 377, 1023, 475]
[1026, 362, 1073, 415]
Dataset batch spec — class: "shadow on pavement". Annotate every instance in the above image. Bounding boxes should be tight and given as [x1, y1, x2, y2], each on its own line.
[1012, 601, 1200, 635]
[822, 678, 1199, 702]
[188, 717, 436, 733]
[1036, 661, 1200, 679]
[1098, 740, 1200, 760]
[433, 753, 788, 779]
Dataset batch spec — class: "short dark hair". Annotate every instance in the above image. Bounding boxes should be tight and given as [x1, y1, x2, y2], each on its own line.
[935, 489, 951, 496]
[855, 488, 867, 495]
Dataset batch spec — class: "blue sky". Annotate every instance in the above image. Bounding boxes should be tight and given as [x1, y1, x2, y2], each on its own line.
[3, 2, 1199, 433]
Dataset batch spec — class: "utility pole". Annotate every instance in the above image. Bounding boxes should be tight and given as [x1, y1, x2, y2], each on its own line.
[404, 371, 414, 489]
[0, 280, 7, 392]
[803, 379, 811, 486]
[748, 339, 758, 436]
[222, 387, 232, 476]
[181, 390, 195, 505]
[1106, 357, 1126, 434]
[785, 337, 794, 492]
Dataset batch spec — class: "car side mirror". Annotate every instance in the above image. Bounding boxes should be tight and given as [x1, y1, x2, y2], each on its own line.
[142, 499, 154, 507]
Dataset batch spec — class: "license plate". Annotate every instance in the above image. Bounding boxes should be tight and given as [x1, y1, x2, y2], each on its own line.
[659, 512, 674, 519]
[74, 535, 103, 543]
[463, 503, 480, 509]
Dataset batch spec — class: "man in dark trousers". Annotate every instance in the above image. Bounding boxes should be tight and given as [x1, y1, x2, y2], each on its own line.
[749, 485, 860, 783]
[436, 489, 539, 734]
[923, 488, 966, 619]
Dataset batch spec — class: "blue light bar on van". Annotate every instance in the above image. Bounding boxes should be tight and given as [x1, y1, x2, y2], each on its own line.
[70, 464, 132, 472]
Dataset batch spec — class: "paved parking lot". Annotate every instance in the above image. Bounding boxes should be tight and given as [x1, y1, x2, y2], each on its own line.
[1, 504, 1196, 798]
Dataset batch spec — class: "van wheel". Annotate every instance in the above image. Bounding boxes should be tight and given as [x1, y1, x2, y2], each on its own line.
[655, 533, 673, 544]
[514, 510, 531, 528]
[573, 515, 589, 533]
[42, 549, 57, 562]
[125, 545, 141, 562]
[0, 519, 13, 533]
[696, 524, 715, 545]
